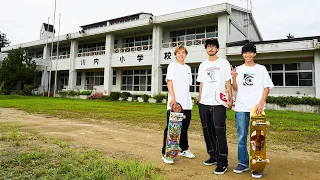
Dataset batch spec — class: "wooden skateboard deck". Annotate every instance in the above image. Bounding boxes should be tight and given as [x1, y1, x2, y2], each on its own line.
[249, 107, 270, 173]
[164, 103, 184, 161]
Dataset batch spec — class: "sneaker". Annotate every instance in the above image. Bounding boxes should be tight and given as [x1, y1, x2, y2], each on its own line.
[214, 165, 228, 175]
[233, 164, 249, 173]
[162, 155, 174, 164]
[178, 150, 195, 159]
[203, 157, 217, 166]
[251, 171, 263, 178]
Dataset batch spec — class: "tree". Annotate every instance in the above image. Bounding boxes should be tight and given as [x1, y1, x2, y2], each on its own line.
[0, 48, 41, 95]
[0, 31, 11, 51]
[287, 33, 294, 39]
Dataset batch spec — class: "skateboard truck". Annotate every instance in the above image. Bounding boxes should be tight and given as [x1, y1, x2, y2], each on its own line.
[252, 121, 270, 126]
[252, 157, 270, 164]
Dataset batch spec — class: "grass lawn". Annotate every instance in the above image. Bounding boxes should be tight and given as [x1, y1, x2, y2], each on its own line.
[0, 124, 164, 179]
[0, 95, 319, 152]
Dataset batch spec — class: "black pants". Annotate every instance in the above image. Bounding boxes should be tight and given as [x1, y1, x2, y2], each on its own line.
[162, 110, 191, 155]
[198, 104, 228, 166]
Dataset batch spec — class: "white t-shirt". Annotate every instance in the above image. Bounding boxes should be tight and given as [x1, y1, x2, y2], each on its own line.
[166, 61, 193, 110]
[197, 58, 232, 105]
[234, 64, 274, 112]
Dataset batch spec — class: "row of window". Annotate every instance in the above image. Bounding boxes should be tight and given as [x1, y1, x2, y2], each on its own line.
[78, 42, 106, 53]
[170, 26, 218, 43]
[122, 35, 153, 48]
[60, 62, 314, 92]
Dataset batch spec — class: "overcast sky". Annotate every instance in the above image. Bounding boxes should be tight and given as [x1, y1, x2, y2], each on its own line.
[1, 0, 319, 45]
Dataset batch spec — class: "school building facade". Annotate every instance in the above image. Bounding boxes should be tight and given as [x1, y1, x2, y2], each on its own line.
[1, 3, 320, 98]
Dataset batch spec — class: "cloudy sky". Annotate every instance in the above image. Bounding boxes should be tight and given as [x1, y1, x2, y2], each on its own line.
[1, 0, 319, 45]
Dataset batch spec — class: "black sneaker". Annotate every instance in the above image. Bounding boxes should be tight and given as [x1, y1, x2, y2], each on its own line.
[203, 157, 217, 166]
[214, 165, 228, 175]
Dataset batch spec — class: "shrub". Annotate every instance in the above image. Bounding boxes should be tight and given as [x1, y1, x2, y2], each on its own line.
[109, 92, 121, 101]
[80, 90, 92, 95]
[266, 96, 320, 107]
[141, 94, 150, 102]
[67, 90, 80, 97]
[121, 92, 131, 101]
[58, 91, 67, 97]
[131, 94, 138, 102]
[153, 93, 167, 103]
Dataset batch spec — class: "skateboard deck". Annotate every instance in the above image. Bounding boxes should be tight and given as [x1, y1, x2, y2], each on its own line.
[214, 90, 235, 109]
[164, 102, 185, 161]
[249, 107, 270, 173]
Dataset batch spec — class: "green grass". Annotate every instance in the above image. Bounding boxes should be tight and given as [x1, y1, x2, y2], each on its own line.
[0, 95, 319, 152]
[0, 124, 164, 180]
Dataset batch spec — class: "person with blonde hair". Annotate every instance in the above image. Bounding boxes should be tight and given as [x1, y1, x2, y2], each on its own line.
[161, 45, 195, 164]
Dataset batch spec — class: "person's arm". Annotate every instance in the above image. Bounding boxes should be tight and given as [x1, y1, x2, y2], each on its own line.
[231, 66, 238, 92]
[225, 80, 233, 109]
[198, 82, 203, 104]
[256, 88, 270, 115]
[256, 66, 274, 115]
[196, 64, 204, 104]
[167, 80, 176, 107]
[166, 63, 176, 107]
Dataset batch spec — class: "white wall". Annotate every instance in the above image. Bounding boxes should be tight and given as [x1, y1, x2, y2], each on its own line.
[75, 55, 106, 70]
[111, 50, 153, 67]
[314, 50, 320, 98]
[229, 23, 246, 42]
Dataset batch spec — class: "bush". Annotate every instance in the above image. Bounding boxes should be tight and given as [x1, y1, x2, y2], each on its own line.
[21, 85, 36, 96]
[67, 90, 80, 97]
[266, 96, 320, 107]
[131, 94, 138, 102]
[141, 94, 150, 102]
[121, 92, 131, 101]
[80, 90, 92, 95]
[109, 92, 121, 101]
[153, 93, 167, 103]
[58, 91, 67, 97]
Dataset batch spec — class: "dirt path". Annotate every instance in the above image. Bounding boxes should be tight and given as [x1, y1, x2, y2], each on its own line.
[0, 108, 319, 180]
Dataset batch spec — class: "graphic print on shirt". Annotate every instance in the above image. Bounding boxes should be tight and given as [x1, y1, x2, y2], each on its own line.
[206, 66, 220, 83]
[243, 73, 255, 86]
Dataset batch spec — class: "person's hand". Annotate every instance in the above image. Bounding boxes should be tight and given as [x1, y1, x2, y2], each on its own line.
[231, 66, 238, 79]
[196, 96, 201, 105]
[170, 96, 176, 108]
[255, 101, 265, 115]
[227, 98, 233, 110]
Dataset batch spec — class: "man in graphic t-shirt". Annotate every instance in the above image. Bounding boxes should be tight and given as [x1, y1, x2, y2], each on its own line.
[231, 43, 274, 179]
[197, 39, 233, 175]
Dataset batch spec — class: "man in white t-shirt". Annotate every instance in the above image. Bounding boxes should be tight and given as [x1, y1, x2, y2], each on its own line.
[231, 43, 274, 179]
[197, 39, 233, 175]
[161, 45, 195, 164]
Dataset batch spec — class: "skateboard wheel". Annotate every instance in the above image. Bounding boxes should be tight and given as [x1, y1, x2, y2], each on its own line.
[266, 121, 270, 126]
[266, 159, 270, 164]
[183, 116, 186, 119]
[252, 121, 256, 126]
[252, 159, 257, 164]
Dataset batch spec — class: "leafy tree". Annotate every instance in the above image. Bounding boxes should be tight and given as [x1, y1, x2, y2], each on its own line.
[0, 31, 10, 51]
[287, 33, 294, 39]
[0, 48, 40, 95]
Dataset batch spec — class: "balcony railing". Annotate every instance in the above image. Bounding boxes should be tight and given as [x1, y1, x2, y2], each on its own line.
[113, 45, 152, 53]
[162, 38, 217, 48]
[52, 54, 70, 60]
[77, 50, 106, 57]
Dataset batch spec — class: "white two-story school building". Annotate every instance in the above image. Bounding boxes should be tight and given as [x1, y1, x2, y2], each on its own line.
[1, 3, 320, 98]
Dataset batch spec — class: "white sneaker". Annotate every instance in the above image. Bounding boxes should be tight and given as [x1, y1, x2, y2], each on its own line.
[178, 150, 195, 158]
[162, 155, 174, 164]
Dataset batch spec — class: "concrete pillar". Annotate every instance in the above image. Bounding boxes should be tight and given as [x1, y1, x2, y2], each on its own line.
[68, 40, 78, 90]
[314, 50, 320, 98]
[151, 25, 163, 95]
[40, 45, 51, 93]
[81, 71, 86, 90]
[217, 14, 229, 59]
[103, 34, 114, 95]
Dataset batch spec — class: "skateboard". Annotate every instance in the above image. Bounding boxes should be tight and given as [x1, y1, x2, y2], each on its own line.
[214, 90, 235, 109]
[164, 102, 185, 161]
[249, 106, 270, 173]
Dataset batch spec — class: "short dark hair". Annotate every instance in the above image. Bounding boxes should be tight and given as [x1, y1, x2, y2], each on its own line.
[205, 38, 219, 49]
[242, 43, 256, 54]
